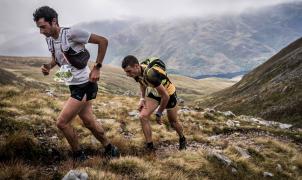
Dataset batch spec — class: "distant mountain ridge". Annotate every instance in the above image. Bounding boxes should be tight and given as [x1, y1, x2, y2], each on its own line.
[79, 1, 302, 77]
[0, 2, 301, 77]
[193, 71, 248, 79]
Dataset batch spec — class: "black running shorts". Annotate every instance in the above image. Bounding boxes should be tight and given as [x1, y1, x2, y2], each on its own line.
[69, 81, 98, 101]
[147, 92, 178, 109]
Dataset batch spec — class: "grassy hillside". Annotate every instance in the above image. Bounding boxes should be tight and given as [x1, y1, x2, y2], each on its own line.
[0, 56, 301, 179]
[196, 37, 302, 127]
[0, 56, 235, 104]
[0, 83, 301, 179]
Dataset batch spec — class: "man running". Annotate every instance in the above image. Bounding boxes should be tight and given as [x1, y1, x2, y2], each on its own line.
[122, 55, 187, 151]
[33, 6, 119, 161]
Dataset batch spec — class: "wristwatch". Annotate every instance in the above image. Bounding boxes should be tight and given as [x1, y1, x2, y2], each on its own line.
[155, 111, 163, 117]
[95, 63, 102, 69]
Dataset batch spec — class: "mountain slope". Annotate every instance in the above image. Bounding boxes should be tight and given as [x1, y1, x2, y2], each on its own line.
[73, 1, 302, 77]
[197, 37, 302, 127]
[1, 2, 302, 77]
[0, 56, 236, 103]
[1, 57, 302, 179]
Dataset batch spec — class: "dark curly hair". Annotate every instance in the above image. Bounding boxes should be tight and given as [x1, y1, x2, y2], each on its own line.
[33, 6, 59, 25]
[122, 55, 139, 68]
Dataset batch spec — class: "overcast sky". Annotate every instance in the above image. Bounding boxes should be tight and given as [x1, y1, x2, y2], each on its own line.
[0, 0, 299, 44]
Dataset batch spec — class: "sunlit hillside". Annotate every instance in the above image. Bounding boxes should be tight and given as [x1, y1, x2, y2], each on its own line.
[0, 56, 236, 103]
[0, 56, 301, 179]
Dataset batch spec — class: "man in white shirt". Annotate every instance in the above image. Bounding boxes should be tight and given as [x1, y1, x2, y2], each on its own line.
[33, 6, 119, 161]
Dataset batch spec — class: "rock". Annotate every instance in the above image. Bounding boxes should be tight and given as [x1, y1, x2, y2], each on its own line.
[291, 166, 297, 170]
[45, 89, 56, 97]
[233, 132, 240, 136]
[208, 150, 232, 166]
[128, 110, 139, 117]
[281, 86, 288, 94]
[205, 108, 216, 113]
[178, 106, 192, 114]
[62, 170, 88, 180]
[123, 90, 131, 96]
[193, 106, 204, 111]
[97, 118, 116, 124]
[91, 136, 98, 146]
[226, 120, 235, 127]
[231, 167, 238, 174]
[263, 172, 274, 177]
[276, 164, 283, 172]
[257, 120, 270, 126]
[233, 120, 240, 127]
[240, 115, 293, 129]
[177, 98, 185, 106]
[50, 135, 58, 140]
[46, 92, 54, 97]
[221, 111, 236, 118]
[207, 135, 221, 141]
[234, 146, 251, 159]
[204, 112, 216, 120]
[279, 123, 292, 129]
[124, 90, 138, 96]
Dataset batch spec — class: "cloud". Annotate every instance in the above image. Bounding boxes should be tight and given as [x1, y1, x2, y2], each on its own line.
[0, 0, 300, 44]
[112, 0, 298, 19]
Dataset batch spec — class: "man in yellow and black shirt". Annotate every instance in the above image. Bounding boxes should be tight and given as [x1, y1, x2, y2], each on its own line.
[122, 55, 186, 151]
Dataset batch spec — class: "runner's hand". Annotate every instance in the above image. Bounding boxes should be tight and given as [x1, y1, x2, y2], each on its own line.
[156, 115, 162, 125]
[138, 99, 145, 112]
[89, 66, 101, 82]
[41, 63, 51, 76]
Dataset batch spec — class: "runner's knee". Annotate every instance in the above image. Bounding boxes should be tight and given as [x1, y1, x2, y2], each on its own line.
[83, 120, 94, 129]
[56, 117, 68, 130]
[169, 119, 177, 128]
[139, 113, 150, 121]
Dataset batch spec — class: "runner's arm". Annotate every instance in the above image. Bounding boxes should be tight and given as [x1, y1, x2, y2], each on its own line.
[155, 84, 169, 115]
[140, 84, 146, 99]
[49, 54, 57, 68]
[145, 68, 169, 115]
[88, 34, 108, 65]
[88, 34, 108, 82]
[42, 54, 56, 74]
[138, 84, 147, 111]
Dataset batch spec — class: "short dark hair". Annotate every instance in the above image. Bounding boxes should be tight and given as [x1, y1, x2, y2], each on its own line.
[122, 55, 139, 68]
[33, 6, 58, 25]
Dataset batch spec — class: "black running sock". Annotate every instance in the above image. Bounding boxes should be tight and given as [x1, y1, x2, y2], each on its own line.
[74, 150, 82, 155]
[180, 135, 186, 140]
[105, 143, 113, 151]
[146, 142, 154, 149]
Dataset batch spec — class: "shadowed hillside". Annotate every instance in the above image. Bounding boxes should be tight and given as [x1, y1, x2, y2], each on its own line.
[197, 37, 302, 127]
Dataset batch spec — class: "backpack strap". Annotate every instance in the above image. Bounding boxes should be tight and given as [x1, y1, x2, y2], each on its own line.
[47, 28, 71, 66]
[60, 28, 72, 65]
[60, 27, 71, 51]
[48, 38, 61, 67]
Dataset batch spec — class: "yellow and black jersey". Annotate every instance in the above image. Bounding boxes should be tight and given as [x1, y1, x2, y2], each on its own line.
[135, 61, 176, 96]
